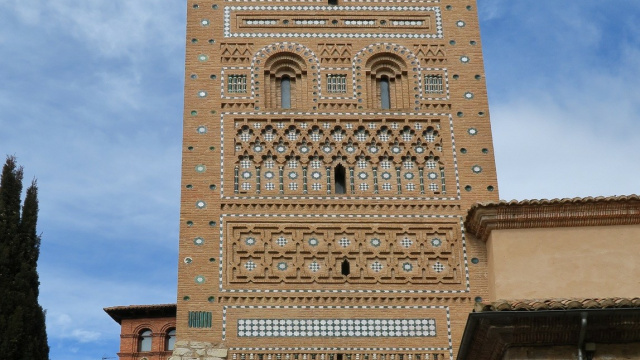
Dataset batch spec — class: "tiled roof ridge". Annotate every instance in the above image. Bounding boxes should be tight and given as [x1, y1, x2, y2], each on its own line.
[475, 298, 640, 312]
[104, 303, 176, 312]
[470, 194, 640, 209]
[465, 194, 640, 241]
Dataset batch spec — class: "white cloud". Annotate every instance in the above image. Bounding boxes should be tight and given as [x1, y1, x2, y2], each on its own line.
[491, 49, 640, 200]
[2, 0, 184, 59]
[70, 329, 102, 343]
[41, 266, 175, 346]
[481, 0, 640, 201]
[478, 0, 506, 21]
[3, 0, 42, 24]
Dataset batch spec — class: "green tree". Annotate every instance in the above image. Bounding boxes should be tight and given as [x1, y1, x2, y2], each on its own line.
[0, 156, 49, 360]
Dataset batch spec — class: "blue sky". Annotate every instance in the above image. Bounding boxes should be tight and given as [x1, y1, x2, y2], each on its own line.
[0, 1, 639, 359]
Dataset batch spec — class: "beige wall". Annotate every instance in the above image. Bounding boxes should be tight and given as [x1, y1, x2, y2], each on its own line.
[487, 224, 640, 300]
[503, 344, 640, 360]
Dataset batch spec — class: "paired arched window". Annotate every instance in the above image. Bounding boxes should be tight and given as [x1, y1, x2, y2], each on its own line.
[138, 330, 152, 352]
[137, 327, 176, 353]
[165, 329, 176, 351]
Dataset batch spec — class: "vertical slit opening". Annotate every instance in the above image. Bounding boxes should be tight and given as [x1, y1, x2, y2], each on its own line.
[335, 164, 346, 194]
[341, 259, 350, 276]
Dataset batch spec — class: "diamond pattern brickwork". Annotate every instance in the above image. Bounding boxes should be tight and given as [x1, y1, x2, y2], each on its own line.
[231, 117, 452, 197]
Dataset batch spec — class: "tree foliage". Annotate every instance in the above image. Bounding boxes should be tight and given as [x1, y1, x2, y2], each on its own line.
[0, 156, 49, 360]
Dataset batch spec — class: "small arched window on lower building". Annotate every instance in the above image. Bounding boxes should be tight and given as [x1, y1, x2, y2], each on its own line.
[166, 329, 176, 351]
[138, 329, 152, 352]
[334, 164, 346, 194]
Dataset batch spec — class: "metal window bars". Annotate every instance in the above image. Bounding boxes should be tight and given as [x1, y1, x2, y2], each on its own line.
[326, 74, 347, 93]
[424, 75, 443, 94]
[228, 75, 248, 94]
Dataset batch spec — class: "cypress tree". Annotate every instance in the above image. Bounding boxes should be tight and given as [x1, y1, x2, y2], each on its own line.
[0, 156, 49, 360]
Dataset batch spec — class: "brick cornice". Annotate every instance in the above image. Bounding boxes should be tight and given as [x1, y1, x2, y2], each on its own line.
[465, 195, 640, 242]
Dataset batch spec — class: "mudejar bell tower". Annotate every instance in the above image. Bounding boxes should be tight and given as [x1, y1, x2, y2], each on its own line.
[176, 0, 498, 359]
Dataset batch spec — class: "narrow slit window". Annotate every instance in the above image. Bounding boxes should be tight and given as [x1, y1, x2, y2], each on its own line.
[227, 75, 247, 94]
[380, 76, 390, 109]
[281, 76, 291, 109]
[334, 164, 346, 194]
[341, 259, 350, 276]
[326, 74, 347, 93]
[424, 75, 444, 94]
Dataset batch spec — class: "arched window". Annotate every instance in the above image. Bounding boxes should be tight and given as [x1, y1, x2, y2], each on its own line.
[379, 76, 390, 109]
[263, 52, 309, 110]
[280, 75, 291, 109]
[334, 164, 346, 194]
[165, 329, 176, 351]
[365, 53, 411, 109]
[138, 330, 152, 352]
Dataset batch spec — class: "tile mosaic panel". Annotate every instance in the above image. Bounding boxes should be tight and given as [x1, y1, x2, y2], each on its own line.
[223, 6, 442, 39]
[223, 305, 452, 355]
[237, 318, 437, 337]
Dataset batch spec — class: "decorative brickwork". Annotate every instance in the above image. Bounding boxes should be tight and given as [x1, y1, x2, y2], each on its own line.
[227, 221, 461, 286]
[318, 43, 352, 65]
[221, 43, 254, 64]
[180, 0, 499, 358]
[232, 117, 450, 197]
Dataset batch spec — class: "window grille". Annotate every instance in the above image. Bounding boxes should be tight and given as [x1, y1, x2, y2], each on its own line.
[326, 74, 347, 93]
[424, 75, 444, 94]
[228, 75, 248, 94]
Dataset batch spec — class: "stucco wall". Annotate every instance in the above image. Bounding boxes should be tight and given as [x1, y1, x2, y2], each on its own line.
[503, 343, 640, 360]
[487, 224, 640, 300]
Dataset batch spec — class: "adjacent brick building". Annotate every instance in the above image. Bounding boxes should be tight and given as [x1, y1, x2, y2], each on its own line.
[104, 304, 176, 360]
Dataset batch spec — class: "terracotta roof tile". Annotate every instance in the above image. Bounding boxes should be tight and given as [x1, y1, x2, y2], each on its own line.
[104, 304, 176, 324]
[104, 303, 176, 312]
[465, 195, 640, 241]
[469, 194, 640, 210]
[475, 298, 640, 312]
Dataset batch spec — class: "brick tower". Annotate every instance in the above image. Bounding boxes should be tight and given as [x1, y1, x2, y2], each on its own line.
[177, 0, 498, 358]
